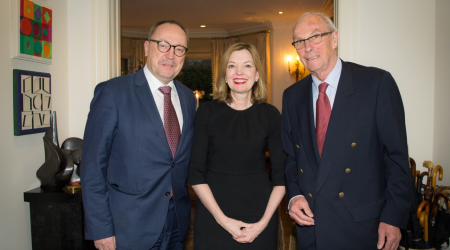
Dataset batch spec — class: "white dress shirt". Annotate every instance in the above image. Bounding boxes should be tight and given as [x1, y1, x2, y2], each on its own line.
[311, 58, 342, 126]
[143, 64, 183, 132]
[288, 58, 342, 209]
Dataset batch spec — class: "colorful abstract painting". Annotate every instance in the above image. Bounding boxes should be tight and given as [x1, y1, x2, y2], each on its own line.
[13, 0, 52, 64]
[13, 70, 52, 136]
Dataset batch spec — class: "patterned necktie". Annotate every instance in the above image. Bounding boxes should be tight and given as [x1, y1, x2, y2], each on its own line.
[316, 82, 331, 157]
[159, 86, 181, 157]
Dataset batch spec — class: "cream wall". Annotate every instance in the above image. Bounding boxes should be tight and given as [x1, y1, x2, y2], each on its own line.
[67, 0, 93, 139]
[0, 0, 70, 249]
[433, 0, 450, 185]
[358, 0, 435, 173]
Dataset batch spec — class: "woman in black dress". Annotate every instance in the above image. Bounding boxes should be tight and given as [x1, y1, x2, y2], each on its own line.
[187, 43, 286, 249]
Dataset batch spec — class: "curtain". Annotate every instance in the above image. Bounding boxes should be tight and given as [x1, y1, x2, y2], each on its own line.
[130, 38, 147, 73]
[211, 38, 238, 90]
[256, 32, 271, 103]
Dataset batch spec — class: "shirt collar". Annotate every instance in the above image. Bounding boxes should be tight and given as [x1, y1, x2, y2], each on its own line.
[143, 64, 176, 93]
[312, 58, 342, 90]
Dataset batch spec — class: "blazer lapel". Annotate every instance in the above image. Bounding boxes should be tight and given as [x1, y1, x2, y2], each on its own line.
[173, 80, 192, 158]
[133, 70, 172, 154]
[316, 61, 362, 194]
[295, 75, 319, 174]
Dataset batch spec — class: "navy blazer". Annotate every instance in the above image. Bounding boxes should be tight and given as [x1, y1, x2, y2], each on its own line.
[81, 69, 196, 250]
[281, 60, 411, 250]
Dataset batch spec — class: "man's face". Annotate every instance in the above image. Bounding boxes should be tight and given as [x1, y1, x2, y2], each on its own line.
[144, 23, 187, 84]
[293, 15, 338, 80]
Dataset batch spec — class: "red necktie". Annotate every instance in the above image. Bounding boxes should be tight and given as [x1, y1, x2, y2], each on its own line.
[316, 82, 331, 157]
[159, 86, 181, 157]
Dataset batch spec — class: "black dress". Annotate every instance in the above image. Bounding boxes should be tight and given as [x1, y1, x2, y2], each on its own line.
[187, 100, 286, 250]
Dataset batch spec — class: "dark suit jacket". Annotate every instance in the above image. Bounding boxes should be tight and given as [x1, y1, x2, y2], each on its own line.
[281, 60, 411, 250]
[81, 69, 196, 250]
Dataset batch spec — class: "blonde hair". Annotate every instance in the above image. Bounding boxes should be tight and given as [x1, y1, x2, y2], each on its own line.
[213, 43, 267, 104]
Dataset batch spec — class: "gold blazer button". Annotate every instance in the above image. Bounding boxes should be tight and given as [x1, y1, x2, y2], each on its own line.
[351, 142, 356, 147]
[308, 193, 313, 198]
[296, 144, 300, 148]
[339, 192, 344, 198]
[300, 168, 303, 173]
[345, 168, 351, 173]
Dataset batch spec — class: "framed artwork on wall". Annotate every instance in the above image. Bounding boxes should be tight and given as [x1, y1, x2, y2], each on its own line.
[11, 0, 52, 64]
[13, 70, 52, 136]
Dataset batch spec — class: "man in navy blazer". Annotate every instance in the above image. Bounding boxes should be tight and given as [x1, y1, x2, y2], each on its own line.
[81, 20, 196, 250]
[281, 13, 411, 250]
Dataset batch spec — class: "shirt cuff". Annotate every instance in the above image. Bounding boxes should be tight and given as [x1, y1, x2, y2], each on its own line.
[288, 195, 304, 210]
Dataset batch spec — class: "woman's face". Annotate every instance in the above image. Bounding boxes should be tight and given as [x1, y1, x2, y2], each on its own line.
[226, 49, 259, 98]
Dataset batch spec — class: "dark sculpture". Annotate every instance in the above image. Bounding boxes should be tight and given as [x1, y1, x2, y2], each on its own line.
[36, 112, 83, 191]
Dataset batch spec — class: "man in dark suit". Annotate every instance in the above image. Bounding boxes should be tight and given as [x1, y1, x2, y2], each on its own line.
[81, 20, 196, 250]
[281, 13, 411, 250]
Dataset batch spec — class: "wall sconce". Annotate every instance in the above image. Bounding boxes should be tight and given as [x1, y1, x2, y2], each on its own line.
[287, 56, 306, 82]
[193, 90, 204, 109]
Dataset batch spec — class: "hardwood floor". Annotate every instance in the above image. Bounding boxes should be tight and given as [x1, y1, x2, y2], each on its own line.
[185, 186, 296, 250]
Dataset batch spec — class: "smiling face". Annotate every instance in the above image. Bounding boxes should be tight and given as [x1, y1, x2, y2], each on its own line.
[144, 23, 187, 84]
[293, 14, 338, 81]
[226, 49, 260, 100]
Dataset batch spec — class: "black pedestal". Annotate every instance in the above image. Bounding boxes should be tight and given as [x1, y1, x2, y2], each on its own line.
[24, 188, 96, 250]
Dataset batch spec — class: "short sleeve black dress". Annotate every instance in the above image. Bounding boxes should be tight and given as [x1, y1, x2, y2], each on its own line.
[187, 100, 286, 250]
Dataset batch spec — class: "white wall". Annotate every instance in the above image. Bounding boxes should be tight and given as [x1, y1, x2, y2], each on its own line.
[433, 0, 450, 185]
[339, 0, 440, 181]
[0, 0, 69, 249]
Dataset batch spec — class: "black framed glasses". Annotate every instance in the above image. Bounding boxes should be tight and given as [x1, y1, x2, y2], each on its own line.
[291, 32, 333, 50]
[149, 39, 188, 57]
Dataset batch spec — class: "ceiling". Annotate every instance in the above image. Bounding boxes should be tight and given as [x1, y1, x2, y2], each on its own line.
[120, 0, 333, 38]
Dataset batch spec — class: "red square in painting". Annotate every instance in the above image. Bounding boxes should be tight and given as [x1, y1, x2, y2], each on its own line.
[41, 24, 51, 42]
[42, 7, 52, 26]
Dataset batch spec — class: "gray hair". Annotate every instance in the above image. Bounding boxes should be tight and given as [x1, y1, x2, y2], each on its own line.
[294, 12, 337, 35]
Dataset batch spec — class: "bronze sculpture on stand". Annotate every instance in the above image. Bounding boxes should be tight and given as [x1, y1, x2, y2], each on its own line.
[36, 111, 83, 193]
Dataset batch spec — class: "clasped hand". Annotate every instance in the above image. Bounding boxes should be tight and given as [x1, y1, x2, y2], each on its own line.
[219, 217, 266, 243]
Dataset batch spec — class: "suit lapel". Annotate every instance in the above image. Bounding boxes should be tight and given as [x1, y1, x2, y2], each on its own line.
[173, 80, 192, 158]
[133, 70, 172, 154]
[316, 61, 362, 194]
[295, 75, 319, 174]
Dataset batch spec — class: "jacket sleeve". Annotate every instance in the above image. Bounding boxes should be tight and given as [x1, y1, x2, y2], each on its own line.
[281, 90, 304, 203]
[81, 82, 117, 240]
[376, 71, 411, 229]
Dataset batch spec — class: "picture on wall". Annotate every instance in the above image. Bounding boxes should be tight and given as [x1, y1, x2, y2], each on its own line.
[13, 70, 52, 136]
[12, 0, 52, 64]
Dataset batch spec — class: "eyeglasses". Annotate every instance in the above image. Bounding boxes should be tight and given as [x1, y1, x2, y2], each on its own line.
[149, 39, 188, 57]
[291, 32, 333, 50]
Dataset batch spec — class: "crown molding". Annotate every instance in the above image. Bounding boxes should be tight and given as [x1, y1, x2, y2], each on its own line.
[270, 20, 297, 30]
[121, 27, 148, 38]
[121, 22, 273, 39]
[227, 22, 272, 36]
[188, 29, 229, 38]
